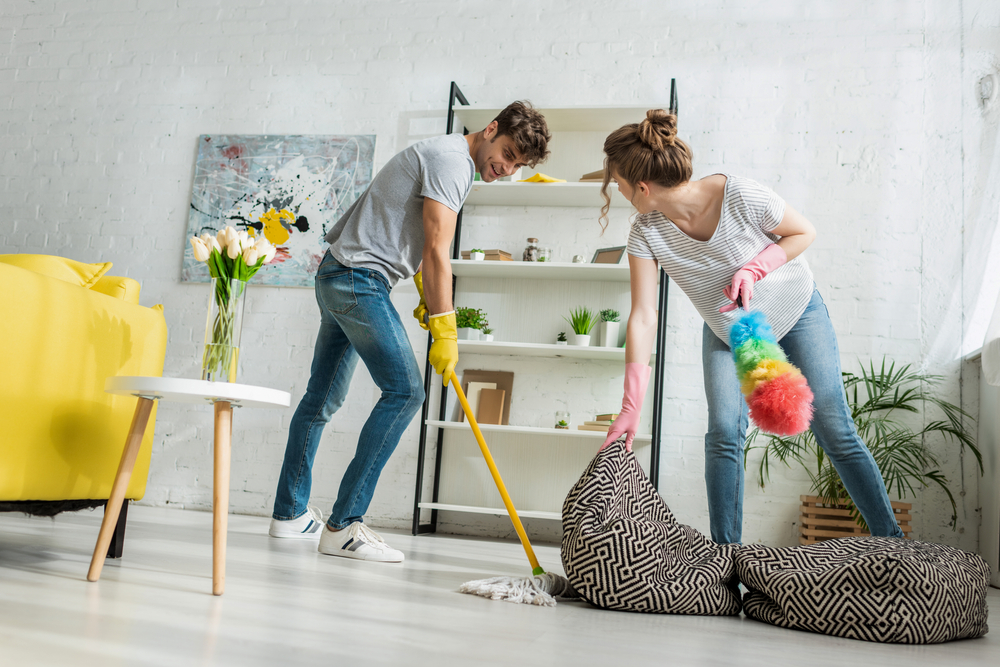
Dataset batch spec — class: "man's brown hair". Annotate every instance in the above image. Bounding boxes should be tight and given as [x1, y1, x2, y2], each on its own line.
[493, 101, 551, 167]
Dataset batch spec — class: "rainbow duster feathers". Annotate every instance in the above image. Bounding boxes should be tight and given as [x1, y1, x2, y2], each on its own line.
[730, 311, 814, 436]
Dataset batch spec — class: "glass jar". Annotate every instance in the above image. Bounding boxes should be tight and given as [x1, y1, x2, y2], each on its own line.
[555, 411, 570, 429]
[537, 247, 552, 262]
[522, 238, 539, 262]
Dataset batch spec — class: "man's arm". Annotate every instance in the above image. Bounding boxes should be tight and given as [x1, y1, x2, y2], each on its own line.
[421, 197, 458, 315]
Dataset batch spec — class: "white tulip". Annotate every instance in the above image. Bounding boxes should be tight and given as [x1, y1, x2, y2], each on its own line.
[226, 237, 242, 259]
[200, 232, 221, 254]
[217, 226, 237, 248]
[254, 237, 276, 264]
[242, 245, 259, 266]
[190, 236, 210, 262]
[237, 230, 254, 252]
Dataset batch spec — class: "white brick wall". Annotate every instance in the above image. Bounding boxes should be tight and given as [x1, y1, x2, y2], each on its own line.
[1, 0, 994, 551]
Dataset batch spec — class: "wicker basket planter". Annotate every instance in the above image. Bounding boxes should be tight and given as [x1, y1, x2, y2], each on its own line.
[799, 495, 912, 545]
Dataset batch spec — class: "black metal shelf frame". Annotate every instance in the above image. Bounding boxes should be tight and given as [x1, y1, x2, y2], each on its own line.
[411, 80, 677, 535]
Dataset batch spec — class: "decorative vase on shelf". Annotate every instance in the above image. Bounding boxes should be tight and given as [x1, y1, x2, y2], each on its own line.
[202, 277, 248, 383]
[482, 333, 494, 342]
[599, 321, 620, 348]
[457, 327, 480, 340]
[572, 334, 591, 347]
[471, 251, 485, 261]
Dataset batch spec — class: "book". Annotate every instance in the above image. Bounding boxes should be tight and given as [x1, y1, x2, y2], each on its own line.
[476, 388, 505, 425]
[462, 249, 512, 260]
[595, 413, 619, 422]
[578, 168, 605, 182]
[577, 424, 610, 432]
[584, 420, 614, 426]
[461, 382, 496, 422]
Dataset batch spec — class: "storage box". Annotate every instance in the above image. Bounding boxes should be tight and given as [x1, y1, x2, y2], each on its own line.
[799, 495, 911, 545]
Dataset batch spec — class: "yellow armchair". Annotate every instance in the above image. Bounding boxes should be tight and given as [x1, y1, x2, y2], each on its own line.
[0, 256, 168, 516]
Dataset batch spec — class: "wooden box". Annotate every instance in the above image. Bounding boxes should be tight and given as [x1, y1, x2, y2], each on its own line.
[799, 495, 911, 545]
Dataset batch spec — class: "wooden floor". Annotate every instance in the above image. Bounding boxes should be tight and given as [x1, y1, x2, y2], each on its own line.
[0, 505, 996, 667]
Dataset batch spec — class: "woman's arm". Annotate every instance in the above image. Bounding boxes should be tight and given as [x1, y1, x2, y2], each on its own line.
[770, 203, 816, 261]
[625, 254, 660, 364]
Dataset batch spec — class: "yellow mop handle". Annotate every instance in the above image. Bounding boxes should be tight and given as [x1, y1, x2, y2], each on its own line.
[450, 371, 545, 576]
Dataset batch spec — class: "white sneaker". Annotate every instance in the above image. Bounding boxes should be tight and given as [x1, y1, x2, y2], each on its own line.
[318, 522, 405, 562]
[269, 506, 324, 539]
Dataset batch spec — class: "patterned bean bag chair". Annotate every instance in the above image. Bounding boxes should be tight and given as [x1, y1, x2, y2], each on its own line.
[561, 441, 741, 615]
[737, 537, 991, 643]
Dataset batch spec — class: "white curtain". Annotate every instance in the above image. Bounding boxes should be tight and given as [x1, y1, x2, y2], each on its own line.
[982, 287, 1000, 386]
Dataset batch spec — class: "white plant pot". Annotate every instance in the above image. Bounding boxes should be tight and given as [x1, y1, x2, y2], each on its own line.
[482, 334, 494, 342]
[457, 327, 480, 340]
[555, 340, 568, 346]
[572, 334, 591, 347]
[599, 321, 620, 347]
[471, 252, 485, 261]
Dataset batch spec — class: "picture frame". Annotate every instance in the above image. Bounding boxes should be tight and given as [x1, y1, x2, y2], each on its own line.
[591, 246, 626, 264]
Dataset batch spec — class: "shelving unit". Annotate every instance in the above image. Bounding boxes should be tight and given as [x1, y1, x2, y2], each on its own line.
[411, 81, 677, 535]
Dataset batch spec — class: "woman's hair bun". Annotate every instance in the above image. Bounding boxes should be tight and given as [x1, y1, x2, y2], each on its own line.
[638, 109, 678, 150]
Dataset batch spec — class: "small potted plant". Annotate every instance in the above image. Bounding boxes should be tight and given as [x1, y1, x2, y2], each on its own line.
[555, 410, 570, 429]
[556, 331, 568, 346]
[563, 306, 598, 347]
[456, 306, 486, 340]
[481, 326, 494, 342]
[598, 309, 621, 348]
[470, 248, 486, 261]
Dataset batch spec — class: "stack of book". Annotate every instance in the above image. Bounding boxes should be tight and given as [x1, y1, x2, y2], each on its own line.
[461, 249, 513, 261]
[577, 413, 619, 433]
[578, 169, 605, 183]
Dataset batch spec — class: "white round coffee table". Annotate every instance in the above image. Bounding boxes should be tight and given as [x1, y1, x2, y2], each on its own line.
[87, 376, 290, 595]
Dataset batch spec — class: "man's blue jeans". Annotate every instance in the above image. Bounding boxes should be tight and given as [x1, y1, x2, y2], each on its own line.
[272, 252, 425, 530]
[702, 288, 904, 544]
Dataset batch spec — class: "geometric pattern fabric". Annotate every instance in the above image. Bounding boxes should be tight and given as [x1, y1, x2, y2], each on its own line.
[561, 442, 742, 615]
[738, 537, 991, 643]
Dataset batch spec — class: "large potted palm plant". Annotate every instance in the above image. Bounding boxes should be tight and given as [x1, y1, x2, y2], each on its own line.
[744, 359, 982, 543]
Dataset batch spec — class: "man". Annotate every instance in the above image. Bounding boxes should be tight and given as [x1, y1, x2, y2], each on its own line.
[269, 102, 550, 562]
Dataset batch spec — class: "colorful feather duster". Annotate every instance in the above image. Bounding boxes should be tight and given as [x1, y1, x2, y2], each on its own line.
[730, 310, 814, 436]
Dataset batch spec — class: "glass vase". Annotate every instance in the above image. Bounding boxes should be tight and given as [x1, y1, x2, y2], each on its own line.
[202, 278, 247, 383]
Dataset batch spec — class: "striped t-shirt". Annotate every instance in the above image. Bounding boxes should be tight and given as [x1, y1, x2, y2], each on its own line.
[627, 174, 814, 346]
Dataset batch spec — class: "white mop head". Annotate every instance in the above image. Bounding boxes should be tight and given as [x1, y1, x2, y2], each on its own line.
[459, 572, 579, 607]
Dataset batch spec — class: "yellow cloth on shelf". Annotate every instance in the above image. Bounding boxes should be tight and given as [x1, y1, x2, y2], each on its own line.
[517, 173, 566, 183]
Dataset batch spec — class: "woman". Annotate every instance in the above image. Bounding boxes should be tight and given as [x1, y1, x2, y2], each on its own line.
[599, 109, 903, 545]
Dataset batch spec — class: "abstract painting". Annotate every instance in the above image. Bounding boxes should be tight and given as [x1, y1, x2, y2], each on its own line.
[182, 134, 376, 286]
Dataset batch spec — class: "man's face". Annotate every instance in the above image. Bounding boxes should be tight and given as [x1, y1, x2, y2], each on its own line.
[475, 122, 527, 182]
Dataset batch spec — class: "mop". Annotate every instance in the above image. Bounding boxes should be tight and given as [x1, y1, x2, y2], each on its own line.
[449, 372, 579, 606]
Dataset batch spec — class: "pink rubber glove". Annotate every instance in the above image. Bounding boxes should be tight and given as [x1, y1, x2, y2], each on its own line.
[718, 244, 787, 313]
[599, 363, 652, 453]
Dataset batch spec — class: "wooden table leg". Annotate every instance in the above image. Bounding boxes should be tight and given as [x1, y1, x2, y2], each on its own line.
[87, 397, 155, 582]
[212, 401, 233, 596]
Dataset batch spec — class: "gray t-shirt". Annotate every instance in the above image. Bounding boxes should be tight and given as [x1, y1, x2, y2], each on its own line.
[324, 133, 475, 287]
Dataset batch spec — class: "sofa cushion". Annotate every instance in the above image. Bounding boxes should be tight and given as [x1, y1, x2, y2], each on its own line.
[561, 441, 742, 615]
[91, 275, 141, 304]
[737, 537, 990, 643]
[0, 254, 112, 289]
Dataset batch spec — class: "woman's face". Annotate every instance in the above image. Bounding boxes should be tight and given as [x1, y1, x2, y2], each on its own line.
[611, 171, 652, 214]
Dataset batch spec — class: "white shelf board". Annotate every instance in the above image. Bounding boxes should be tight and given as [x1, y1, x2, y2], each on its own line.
[465, 181, 631, 208]
[452, 105, 650, 132]
[427, 419, 652, 443]
[458, 339, 634, 361]
[450, 259, 632, 282]
[418, 502, 560, 521]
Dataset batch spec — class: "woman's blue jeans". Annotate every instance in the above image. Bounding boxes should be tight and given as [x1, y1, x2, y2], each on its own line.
[702, 288, 904, 544]
[272, 252, 425, 530]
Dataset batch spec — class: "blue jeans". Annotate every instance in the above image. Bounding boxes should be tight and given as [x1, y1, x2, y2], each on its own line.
[272, 252, 425, 529]
[702, 288, 904, 544]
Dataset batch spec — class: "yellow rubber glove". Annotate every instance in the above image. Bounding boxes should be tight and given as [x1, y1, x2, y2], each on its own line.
[412, 271, 429, 330]
[428, 311, 458, 386]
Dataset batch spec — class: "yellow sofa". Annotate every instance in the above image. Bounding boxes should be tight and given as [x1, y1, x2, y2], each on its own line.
[0, 255, 168, 523]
